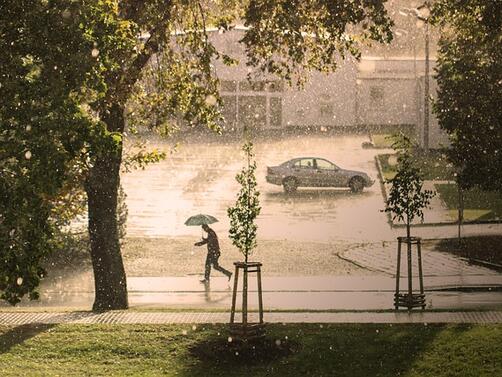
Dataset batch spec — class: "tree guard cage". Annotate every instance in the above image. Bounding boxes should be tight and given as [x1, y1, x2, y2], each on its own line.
[394, 236, 426, 310]
[230, 261, 265, 338]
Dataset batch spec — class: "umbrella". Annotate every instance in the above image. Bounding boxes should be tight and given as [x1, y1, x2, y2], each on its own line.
[184, 214, 219, 226]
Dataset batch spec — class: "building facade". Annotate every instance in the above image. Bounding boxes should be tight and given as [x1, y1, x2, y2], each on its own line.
[209, 29, 448, 148]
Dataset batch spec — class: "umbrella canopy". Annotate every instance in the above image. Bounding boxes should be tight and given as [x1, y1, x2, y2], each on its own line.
[184, 214, 219, 226]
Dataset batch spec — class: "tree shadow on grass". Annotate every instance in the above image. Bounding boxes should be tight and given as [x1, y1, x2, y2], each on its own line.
[190, 334, 299, 367]
[181, 323, 458, 377]
[434, 236, 502, 267]
[0, 323, 56, 354]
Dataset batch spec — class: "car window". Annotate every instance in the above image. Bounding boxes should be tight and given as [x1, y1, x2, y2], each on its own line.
[316, 159, 335, 170]
[293, 158, 314, 169]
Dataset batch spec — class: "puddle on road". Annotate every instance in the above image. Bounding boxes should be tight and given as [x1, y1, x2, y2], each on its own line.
[121, 134, 395, 242]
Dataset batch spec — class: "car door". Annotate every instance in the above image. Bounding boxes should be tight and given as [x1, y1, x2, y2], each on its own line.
[314, 158, 343, 187]
[291, 158, 316, 186]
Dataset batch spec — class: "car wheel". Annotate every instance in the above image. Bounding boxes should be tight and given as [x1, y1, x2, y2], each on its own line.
[349, 177, 364, 193]
[283, 177, 298, 193]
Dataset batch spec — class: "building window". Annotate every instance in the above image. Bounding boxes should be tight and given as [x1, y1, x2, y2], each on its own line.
[319, 102, 334, 118]
[220, 95, 237, 128]
[296, 107, 306, 119]
[270, 97, 282, 128]
[239, 80, 265, 92]
[220, 80, 237, 92]
[267, 80, 284, 92]
[370, 86, 384, 107]
[239, 95, 267, 130]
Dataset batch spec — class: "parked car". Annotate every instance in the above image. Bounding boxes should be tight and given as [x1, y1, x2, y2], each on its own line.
[266, 157, 374, 193]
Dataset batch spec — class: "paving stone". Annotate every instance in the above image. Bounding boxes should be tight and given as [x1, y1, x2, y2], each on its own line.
[1, 311, 502, 325]
[340, 242, 499, 277]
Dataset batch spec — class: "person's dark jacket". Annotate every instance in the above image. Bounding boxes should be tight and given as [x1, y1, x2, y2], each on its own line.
[195, 228, 220, 257]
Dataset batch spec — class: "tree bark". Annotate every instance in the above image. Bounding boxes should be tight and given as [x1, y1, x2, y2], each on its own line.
[86, 104, 128, 311]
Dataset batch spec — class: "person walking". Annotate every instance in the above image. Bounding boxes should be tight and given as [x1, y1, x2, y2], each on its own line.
[195, 224, 232, 283]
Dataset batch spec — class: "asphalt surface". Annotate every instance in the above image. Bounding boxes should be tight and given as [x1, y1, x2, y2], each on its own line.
[5, 132, 500, 312]
[121, 133, 394, 242]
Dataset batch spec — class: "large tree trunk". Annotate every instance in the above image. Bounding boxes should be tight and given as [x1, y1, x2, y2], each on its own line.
[86, 104, 128, 311]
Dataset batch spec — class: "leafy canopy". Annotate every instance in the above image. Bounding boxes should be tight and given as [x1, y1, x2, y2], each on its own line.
[0, 0, 118, 304]
[432, 0, 502, 191]
[228, 142, 261, 262]
[1, 0, 393, 304]
[384, 136, 435, 236]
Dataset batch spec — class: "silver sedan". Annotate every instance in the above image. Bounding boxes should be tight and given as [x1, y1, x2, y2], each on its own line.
[266, 157, 374, 193]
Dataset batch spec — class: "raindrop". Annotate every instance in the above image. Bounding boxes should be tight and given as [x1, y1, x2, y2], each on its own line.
[235, 351, 239, 356]
[91, 48, 99, 58]
[227, 336, 233, 343]
[191, 325, 197, 331]
[205, 95, 217, 106]
[26, 125, 31, 132]
[25, 151, 32, 159]
[16, 277, 23, 285]
[9, 229, 15, 237]
[275, 339, 282, 346]
[388, 155, 398, 166]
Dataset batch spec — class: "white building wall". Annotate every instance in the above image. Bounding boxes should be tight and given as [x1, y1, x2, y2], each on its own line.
[356, 76, 417, 126]
[206, 30, 450, 148]
[282, 62, 358, 127]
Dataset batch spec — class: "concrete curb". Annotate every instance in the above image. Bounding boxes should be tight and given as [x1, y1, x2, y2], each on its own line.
[374, 154, 502, 228]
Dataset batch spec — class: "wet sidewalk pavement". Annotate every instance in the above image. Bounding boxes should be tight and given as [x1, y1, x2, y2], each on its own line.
[2, 274, 502, 312]
[2, 237, 501, 312]
[340, 242, 500, 277]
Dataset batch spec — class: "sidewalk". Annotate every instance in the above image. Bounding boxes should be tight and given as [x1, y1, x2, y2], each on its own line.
[340, 242, 500, 277]
[1, 310, 502, 325]
[2, 275, 501, 312]
[1, 237, 500, 312]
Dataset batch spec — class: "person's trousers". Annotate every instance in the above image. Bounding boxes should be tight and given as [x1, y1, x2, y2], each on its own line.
[205, 254, 232, 280]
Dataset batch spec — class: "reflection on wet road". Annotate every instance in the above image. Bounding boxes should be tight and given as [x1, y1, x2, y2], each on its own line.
[121, 134, 395, 242]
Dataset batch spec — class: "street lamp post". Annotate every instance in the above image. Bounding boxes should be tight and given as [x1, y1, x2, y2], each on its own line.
[418, 3, 431, 152]
[399, 2, 431, 152]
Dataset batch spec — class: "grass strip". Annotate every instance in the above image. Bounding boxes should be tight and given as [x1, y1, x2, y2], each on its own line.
[0, 323, 500, 376]
[377, 152, 454, 181]
[435, 184, 502, 222]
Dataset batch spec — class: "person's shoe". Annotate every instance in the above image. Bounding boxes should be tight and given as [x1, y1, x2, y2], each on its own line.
[199, 279, 209, 284]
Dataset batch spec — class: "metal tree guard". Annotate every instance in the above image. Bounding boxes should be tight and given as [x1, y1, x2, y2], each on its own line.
[394, 236, 426, 310]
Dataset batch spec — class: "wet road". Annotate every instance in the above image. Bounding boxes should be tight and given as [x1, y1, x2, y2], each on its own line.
[121, 133, 396, 242]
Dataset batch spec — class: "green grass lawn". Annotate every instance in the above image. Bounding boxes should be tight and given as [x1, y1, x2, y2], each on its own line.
[369, 126, 416, 149]
[435, 183, 502, 222]
[371, 134, 398, 148]
[0, 323, 501, 376]
[377, 152, 455, 181]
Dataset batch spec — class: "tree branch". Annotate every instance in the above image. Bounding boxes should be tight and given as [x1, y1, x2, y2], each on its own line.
[114, 1, 174, 106]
